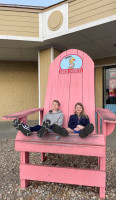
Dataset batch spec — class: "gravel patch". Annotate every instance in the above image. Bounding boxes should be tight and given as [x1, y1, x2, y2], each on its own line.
[0, 139, 116, 200]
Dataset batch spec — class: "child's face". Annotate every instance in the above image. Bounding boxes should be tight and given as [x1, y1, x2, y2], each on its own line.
[75, 105, 82, 114]
[52, 102, 59, 111]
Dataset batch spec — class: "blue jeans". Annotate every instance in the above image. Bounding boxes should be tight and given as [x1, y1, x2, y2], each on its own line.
[73, 130, 81, 134]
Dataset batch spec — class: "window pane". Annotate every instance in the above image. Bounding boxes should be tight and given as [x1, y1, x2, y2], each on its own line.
[105, 67, 116, 105]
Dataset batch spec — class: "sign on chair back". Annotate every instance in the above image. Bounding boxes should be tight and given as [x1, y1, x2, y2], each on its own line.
[2, 49, 116, 200]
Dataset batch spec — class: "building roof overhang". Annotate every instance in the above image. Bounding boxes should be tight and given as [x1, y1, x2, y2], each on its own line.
[0, 20, 116, 62]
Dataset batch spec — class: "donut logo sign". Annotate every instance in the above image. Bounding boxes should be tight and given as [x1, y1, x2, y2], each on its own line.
[59, 55, 83, 74]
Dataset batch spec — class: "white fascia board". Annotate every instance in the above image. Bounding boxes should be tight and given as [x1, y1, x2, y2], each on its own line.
[0, 35, 41, 41]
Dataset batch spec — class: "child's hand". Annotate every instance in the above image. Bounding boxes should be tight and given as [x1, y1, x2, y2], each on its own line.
[76, 125, 84, 130]
[74, 127, 80, 131]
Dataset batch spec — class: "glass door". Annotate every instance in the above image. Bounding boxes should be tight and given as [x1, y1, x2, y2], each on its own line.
[104, 66, 116, 113]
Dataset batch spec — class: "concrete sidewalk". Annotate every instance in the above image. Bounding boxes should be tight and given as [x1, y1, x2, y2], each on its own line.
[0, 121, 116, 149]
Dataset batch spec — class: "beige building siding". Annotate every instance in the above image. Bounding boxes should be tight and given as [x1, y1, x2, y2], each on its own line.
[0, 10, 39, 37]
[94, 56, 116, 67]
[95, 67, 103, 108]
[68, 0, 116, 28]
[40, 48, 62, 107]
[0, 61, 38, 121]
[40, 48, 51, 107]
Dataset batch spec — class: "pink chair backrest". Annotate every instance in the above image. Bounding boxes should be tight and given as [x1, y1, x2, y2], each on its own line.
[44, 49, 95, 129]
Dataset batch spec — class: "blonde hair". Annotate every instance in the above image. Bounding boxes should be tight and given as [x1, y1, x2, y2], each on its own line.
[75, 102, 87, 118]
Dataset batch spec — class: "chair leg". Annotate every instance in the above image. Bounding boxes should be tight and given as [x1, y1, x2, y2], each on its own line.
[97, 115, 101, 168]
[41, 153, 46, 162]
[21, 179, 30, 188]
[98, 115, 100, 134]
[99, 157, 106, 199]
[99, 187, 105, 200]
[20, 152, 29, 188]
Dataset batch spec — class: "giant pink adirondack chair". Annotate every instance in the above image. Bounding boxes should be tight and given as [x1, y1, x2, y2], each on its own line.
[2, 49, 116, 199]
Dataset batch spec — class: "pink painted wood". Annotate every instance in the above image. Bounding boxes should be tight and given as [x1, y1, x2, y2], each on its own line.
[20, 152, 30, 187]
[2, 49, 116, 199]
[15, 134, 105, 156]
[20, 164, 105, 187]
[96, 108, 116, 136]
[2, 108, 44, 121]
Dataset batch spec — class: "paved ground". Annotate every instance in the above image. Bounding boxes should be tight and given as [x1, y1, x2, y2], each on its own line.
[0, 120, 116, 148]
[0, 120, 38, 139]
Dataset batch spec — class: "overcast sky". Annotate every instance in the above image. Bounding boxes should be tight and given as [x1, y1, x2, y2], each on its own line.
[0, 0, 64, 7]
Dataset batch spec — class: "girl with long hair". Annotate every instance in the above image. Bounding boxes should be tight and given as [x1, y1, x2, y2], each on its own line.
[67, 102, 94, 138]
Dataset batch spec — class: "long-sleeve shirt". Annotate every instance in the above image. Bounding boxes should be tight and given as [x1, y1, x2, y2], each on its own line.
[30, 110, 64, 132]
[68, 114, 90, 129]
[43, 110, 64, 127]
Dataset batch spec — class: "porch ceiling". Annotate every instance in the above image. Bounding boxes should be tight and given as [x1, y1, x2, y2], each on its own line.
[0, 20, 116, 61]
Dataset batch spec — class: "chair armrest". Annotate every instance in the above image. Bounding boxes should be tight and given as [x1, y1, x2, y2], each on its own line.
[2, 108, 44, 120]
[96, 108, 116, 136]
[96, 108, 116, 123]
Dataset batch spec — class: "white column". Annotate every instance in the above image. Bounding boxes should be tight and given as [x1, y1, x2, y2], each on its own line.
[38, 50, 40, 123]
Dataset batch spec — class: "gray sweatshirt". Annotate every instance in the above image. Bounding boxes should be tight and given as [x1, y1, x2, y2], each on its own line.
[42, 110, 64, 127]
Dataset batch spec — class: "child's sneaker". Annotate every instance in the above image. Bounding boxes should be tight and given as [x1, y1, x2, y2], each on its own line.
[13, 119, 32, 136]
[79, 123, 94, 138]
[37, 119, 51, 137]
[51, 124, 69, 136]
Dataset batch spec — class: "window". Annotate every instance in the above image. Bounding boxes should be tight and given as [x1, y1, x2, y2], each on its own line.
[104, 66, 116, 106]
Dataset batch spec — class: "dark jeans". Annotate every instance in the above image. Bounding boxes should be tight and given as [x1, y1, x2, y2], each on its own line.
[30, 125, 41, 132]
[30, 125, 52, 132]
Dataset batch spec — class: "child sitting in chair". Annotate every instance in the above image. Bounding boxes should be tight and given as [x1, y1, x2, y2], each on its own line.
[67, 102, 94, 138]
[13, 100, 68, 138]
